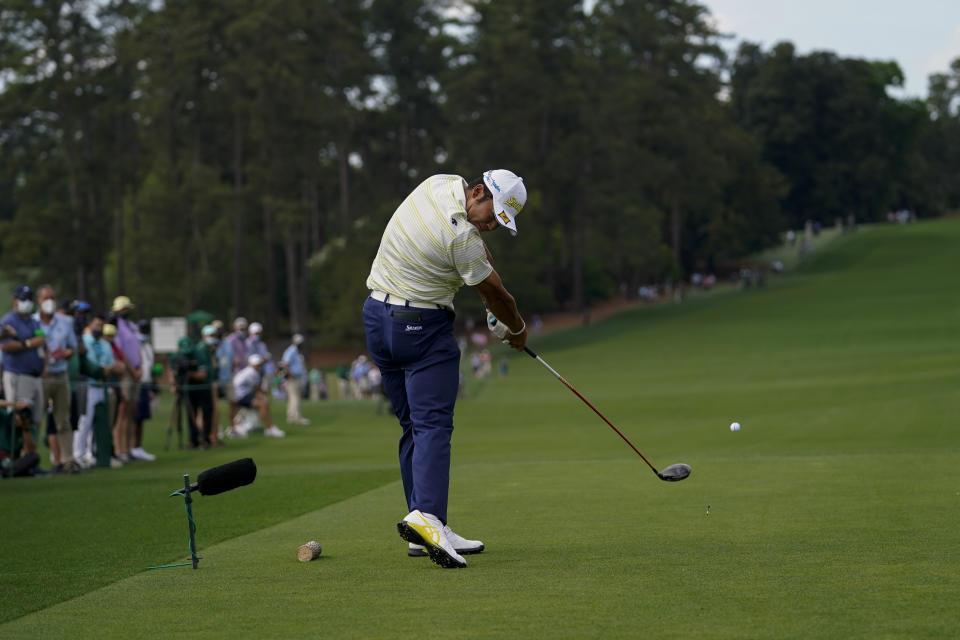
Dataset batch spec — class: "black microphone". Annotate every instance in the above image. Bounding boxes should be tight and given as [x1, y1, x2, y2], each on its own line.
[173, 458, 257, 496]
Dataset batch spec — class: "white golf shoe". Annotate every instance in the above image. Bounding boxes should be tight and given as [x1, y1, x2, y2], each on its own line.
[130, 447, 156, 462]
[408, 524, 484, 557]
[397, 510, 467, 568]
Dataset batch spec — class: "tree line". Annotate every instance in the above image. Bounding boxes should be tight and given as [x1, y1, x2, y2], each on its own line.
[2, 0, 958, 346]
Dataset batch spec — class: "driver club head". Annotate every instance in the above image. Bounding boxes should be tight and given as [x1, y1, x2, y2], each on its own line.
[657, 463, 692, 482]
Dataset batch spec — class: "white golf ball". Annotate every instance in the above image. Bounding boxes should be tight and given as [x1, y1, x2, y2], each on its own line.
[730, 422, 741, 432]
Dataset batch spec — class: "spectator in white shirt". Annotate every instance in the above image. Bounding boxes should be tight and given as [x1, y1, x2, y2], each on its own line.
[230, 354, 284, 438]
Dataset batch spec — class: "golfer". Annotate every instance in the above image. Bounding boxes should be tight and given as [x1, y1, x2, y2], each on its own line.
[364, 170, 528, 568]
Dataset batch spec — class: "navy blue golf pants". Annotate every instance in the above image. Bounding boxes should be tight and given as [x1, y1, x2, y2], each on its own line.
[363, 296, 460, 524]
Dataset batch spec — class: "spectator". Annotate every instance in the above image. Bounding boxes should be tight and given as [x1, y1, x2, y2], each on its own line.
[281, 333, 309, 425]
[350, 354, 371, 399]
[185, 327, 215, 448]
[231, 354, 285, 438]
[0, 285, 46, 460]
[102, 323, 131, 465]
[245, 322, 272, 382]
[209, 319, 228, 442]
[168, 336, 195, 445]
[197, 324, 222, 446]
[59, 299, 83, 455]
[225, 317, 249, 434]
[111, 296, 142, 464]
[75, 315, 121, 468]
[68, 303, 92, 464]
[70, 300, 91, 343]
[131, 319, 156, 461]
[34, 285, 79, 473]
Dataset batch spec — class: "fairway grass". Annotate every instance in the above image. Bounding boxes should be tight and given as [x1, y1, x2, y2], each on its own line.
[2, 219, 959, 638]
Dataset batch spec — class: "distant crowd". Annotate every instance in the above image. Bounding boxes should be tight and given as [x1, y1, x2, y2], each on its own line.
[0, 286, 318, 478]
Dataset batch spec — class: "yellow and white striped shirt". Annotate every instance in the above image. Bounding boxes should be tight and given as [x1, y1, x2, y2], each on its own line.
[366, 175, 493, 309]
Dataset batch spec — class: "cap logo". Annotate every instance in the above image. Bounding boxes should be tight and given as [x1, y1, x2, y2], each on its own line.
[505, 196, 524, 213]
[498, 211, 511, 224]
[485, 171, 502, 192]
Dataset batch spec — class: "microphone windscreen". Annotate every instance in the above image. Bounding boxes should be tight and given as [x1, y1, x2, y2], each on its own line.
[196, 458, 257, 496]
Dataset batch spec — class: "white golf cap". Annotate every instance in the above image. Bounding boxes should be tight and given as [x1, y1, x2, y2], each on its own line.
[249, 322, 263, 334]
[483, 169, 526, 235]
[248, 354, 264, 366]
[292, 333, 304, 345]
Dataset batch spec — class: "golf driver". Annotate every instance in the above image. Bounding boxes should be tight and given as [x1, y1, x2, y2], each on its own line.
[524, 346, 691, 482]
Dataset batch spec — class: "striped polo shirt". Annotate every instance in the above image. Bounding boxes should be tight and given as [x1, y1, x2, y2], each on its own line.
[366, 174, 493, 309]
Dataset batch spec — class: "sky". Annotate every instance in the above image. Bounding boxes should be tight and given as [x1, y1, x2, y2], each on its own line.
[702, 0, 960, 98]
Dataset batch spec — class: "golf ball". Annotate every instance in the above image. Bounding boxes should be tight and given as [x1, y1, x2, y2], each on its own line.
[730, 422, 741, 432]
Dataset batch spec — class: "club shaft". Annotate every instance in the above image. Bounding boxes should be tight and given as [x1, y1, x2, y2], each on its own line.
[524, 347, 659, 475]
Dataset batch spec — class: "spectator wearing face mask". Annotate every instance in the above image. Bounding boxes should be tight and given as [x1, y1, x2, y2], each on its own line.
[34, 284, 79, 473]
[75, 314, 116, 467]
[0, 285, 47, 459]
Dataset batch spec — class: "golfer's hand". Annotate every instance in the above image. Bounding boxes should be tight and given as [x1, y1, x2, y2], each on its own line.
[487, 311, 509, 339]
[504, 326, 527, 351]
[488, 311, 527, 351]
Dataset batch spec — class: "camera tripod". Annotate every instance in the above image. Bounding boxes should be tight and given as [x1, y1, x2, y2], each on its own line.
[164, 379, 196, 451]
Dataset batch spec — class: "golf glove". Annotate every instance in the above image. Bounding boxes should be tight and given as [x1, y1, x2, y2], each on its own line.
[487, 311, 509, 340]
[487, 311, 525, 344]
